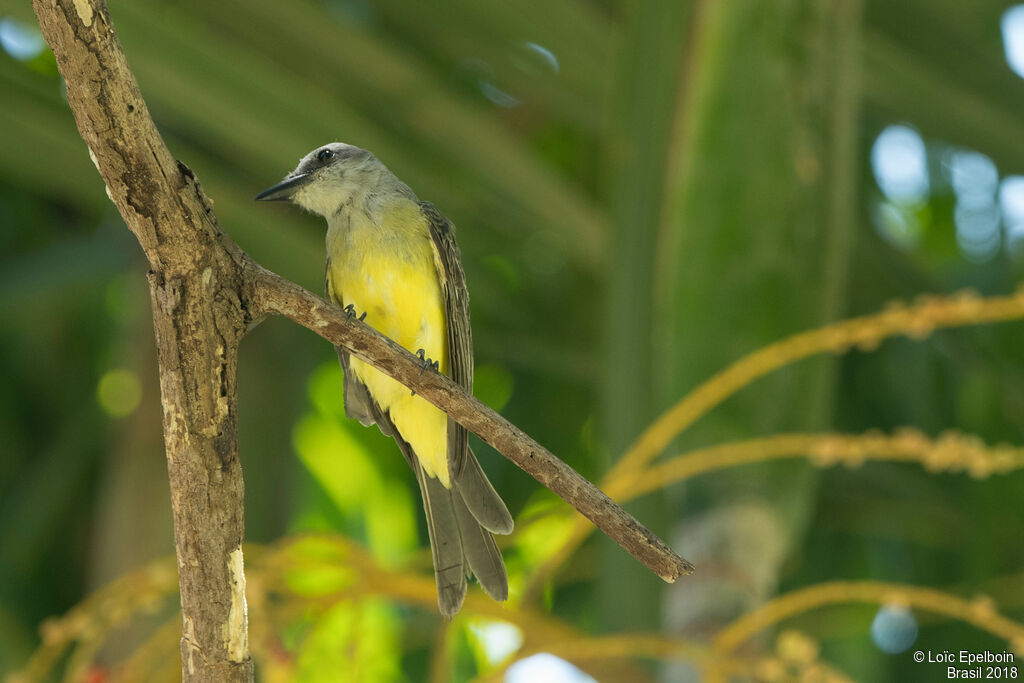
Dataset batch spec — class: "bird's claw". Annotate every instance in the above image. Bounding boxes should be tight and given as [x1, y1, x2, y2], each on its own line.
[412, 349, 440, 394]
[343, 304, 367, 321]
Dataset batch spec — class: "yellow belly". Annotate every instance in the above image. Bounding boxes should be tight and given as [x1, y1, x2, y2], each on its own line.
[328, 209, 451, 487]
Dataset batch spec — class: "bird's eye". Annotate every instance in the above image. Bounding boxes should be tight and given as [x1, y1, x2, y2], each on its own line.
[317, 148, 335, 163]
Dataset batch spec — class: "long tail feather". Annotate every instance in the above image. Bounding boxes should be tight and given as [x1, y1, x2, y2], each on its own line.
[416, 463, 467, 616]
[456, 450, 513, 535]
[453, 491, 508, 601]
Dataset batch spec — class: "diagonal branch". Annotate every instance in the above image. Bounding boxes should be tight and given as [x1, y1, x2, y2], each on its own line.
[32, 0, 692, 680]
[245, 264, 695, 584]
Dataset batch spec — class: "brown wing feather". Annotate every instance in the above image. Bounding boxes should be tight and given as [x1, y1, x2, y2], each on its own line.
[420, 202, 472, 479]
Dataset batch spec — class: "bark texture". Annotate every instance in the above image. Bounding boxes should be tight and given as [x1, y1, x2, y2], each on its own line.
[32, 1, 692, 679]
[32, 2, 254, 681]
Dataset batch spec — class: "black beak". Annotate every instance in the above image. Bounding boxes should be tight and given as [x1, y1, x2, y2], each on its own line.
[255, 173, 313, 201]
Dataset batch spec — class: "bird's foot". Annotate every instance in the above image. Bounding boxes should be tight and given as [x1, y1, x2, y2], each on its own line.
[416, 348, 440, 376]
[412, 348, 440, 395]
[343, 304, 367, 321]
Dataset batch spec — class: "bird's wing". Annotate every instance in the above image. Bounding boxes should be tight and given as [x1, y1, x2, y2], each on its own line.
[420, 202, 472, 479]
[420, 202, 513, 535]
[326, 257, 375, 427]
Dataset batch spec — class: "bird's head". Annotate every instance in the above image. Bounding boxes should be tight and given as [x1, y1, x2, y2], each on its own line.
[255, 142, 405, 217]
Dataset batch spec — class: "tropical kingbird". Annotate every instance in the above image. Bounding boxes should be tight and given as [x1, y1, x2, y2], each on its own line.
[256, 143, 513, 616]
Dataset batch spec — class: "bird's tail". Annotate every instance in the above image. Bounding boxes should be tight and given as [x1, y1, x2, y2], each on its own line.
[356, 388, 513, 616]
[414, 448, 512, 616]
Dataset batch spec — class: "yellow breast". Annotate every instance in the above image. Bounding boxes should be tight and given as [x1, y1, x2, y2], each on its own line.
[327, 201, 451, 487]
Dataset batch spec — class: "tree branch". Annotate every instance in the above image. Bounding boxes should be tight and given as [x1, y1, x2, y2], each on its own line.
[246, 265, 696, 583]
[33, 0, 692, 679]
[32, 2, 253, 681]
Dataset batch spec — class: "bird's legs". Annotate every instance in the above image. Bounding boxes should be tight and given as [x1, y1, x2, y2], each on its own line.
[343, 303, 367, 321]
[411, 348, 440, 395]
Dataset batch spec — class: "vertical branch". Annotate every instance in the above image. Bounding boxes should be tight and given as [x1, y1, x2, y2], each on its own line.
[147, 271, 251, 682]
[31, 1, 254, 680]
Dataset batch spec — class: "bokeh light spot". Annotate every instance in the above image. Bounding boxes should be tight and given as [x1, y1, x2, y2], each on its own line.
[948, 150, 998, 209]
[0, 18, 46, 61]
[946, 149, 1001, 262]
[506, 653, 597, 683]
[1001, 5, 1024, 79]
[871, 125, 929, 204]
[97, 368, 142, 418]
[955, 203, 1001, 262]
[523, 42, 560, 73]
[480, 81, 520, 108]
[870, 604, 918, 654]
[1001, 176, 1024, 221]
[468, 620, 523, 666]
[1000, 176, 1024, 257]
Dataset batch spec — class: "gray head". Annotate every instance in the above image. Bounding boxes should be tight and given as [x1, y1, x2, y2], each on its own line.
[255, 142, 413, 217]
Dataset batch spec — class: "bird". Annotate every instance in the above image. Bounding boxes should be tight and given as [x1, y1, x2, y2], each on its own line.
[256, 142, 513, 616]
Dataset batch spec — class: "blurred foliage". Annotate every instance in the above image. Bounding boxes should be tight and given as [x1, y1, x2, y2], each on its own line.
[3, 0, 1024, 681]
